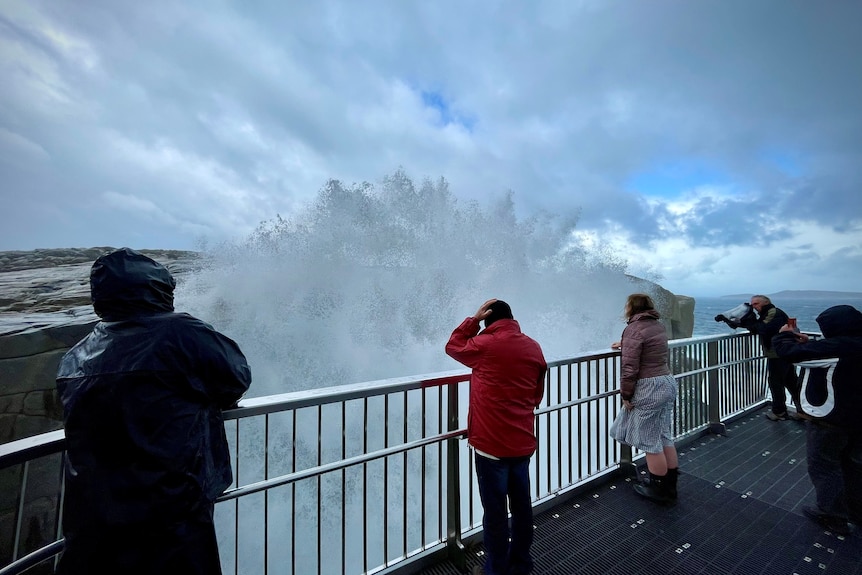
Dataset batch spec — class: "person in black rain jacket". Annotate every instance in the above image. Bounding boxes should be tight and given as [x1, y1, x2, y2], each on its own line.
[773, 305, 862, 535]
[55, 248, 252, 575]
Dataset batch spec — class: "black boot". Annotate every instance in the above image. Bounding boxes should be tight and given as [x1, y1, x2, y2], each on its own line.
[666, 468, 679, 500]
[633, 472, 673, 504]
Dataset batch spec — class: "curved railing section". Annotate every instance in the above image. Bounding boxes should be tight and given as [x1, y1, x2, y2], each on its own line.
[0, 332, 771, 575]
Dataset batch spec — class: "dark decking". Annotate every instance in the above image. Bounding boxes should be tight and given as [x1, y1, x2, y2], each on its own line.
[421, 407, 861, 575]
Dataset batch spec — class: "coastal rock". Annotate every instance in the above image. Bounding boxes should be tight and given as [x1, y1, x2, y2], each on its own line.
[0, 248, 196, 447]
[0, 248, 198, 334]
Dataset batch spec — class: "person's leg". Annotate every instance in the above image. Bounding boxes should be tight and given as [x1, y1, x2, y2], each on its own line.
[507, 456, 534, 575]
[840, 428, 862, 525]
[634, 379, 676, 504]
[806, 422, 849, 519]
[663, 446, 679, 470]
[766, 358, 788, 415]
[474, 453, 510, 575]
[779, 358, 801, 413]
[644, 452, 668, 475]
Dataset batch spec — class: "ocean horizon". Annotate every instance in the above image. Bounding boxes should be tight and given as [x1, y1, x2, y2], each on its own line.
[691, 295, 862, 337]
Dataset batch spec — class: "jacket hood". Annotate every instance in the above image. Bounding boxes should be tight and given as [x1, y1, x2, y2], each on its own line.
[90, 248, 176, 320]
[815, 305, 862, 338]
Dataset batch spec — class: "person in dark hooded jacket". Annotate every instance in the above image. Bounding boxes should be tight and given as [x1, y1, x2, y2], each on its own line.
[55, 248, 252, 575]
[773, 305, 862, 535]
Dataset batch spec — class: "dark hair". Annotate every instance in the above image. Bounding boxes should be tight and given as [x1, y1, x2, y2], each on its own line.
[484, 300, 513, 328]
[625, 293, 656, 319]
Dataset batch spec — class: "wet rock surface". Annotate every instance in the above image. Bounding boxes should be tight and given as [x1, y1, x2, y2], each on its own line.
[0, 248, 198, 335]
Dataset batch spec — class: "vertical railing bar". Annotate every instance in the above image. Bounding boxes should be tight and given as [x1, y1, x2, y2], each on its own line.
[445, 379, 465, 570]
[12, 460, 29, 561]
[402, 391, 408, 559]
[363, 397, 369, 573]
[467, 386, 473, 525]
[587, 360, 593, 476]
[578, 362, 589, 481]
[342, 400, 347, 575]
[468, 434, 474, 523]
[438, 386, 444, 542]
[264, 414, 270, 575]
[55, 452, 66, 573]
[556, 364, 563, 491]
[234, 421, 240, 575]
[613, 353, 621, 465]
[317, 405, 322, 575]
[420, 387, 427, 549]
[568, 362, 573, 484]
[383, 393, 390, 566]
[603, 356, 610, 469]
[292, 410, 297, 575]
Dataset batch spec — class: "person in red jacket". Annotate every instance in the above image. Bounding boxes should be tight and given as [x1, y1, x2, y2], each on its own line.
[446, 299, 546, 575]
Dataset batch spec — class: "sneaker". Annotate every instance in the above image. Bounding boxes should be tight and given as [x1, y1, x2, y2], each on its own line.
[803, 505, 850, 535]
[765, 412, 787, 421]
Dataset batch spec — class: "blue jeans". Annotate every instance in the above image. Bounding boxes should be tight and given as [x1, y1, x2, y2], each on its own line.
[474, 453, 534, 575]
[807, 422, 862, 522]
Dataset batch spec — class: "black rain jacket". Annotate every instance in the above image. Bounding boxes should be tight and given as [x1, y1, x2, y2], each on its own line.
[56, 248, 252, 533]
[773, 305, 862, 430]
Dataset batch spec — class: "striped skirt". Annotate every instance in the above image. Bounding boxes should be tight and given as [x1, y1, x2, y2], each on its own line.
[609, 374, 678, 453]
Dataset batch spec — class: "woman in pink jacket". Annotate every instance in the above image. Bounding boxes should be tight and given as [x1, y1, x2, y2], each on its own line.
[609, 293, 680, 504]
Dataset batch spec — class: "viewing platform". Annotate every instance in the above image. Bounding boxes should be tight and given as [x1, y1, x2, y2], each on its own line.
[2, 332, 859, 575]
[421, 407, 860, 575]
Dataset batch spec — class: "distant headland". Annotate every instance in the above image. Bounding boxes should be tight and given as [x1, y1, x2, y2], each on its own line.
[719, 290, 862, 300]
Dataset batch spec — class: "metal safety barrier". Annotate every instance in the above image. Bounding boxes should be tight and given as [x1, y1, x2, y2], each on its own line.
[0, 332, 771, 575]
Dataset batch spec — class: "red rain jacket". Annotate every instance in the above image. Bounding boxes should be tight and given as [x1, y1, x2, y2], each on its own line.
[446, 317, 546, 458]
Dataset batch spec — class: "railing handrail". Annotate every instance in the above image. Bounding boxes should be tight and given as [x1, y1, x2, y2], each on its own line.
[0, 331, 775, 575]
[0, 430, 65, 470]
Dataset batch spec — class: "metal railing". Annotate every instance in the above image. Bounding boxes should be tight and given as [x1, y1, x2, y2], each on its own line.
[0, 332, 769, 575]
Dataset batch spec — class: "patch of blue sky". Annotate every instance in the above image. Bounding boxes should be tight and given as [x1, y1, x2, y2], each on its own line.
[420, 89, 476, 131]
[758, 148, 803, 177]
[626, 159, 730, 198]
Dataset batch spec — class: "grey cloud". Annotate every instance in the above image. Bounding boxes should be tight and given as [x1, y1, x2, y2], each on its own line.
[1, 0, 861, 276]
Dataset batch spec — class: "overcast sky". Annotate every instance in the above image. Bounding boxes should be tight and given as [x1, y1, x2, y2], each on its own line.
[2, 1, 860, 297]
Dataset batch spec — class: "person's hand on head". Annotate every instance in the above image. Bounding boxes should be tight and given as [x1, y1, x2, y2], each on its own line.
[474, 299, 498, 321]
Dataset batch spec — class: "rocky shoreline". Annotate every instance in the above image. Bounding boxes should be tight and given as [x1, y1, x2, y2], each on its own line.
[0, 248, 198, 334]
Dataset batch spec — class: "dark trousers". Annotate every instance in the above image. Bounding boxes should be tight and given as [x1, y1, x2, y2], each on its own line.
[807, 422, 862, 522]
[474, 453, 534, 575]
[767, 357, 799, 415]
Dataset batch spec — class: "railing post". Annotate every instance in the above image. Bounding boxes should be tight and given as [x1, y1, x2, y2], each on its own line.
[707, 340, 726, 435]
[618, 444, 637, 477]
[445, 382, 466, 570]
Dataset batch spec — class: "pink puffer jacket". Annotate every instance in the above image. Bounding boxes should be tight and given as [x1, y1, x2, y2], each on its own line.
[619, 310, 671, 401]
